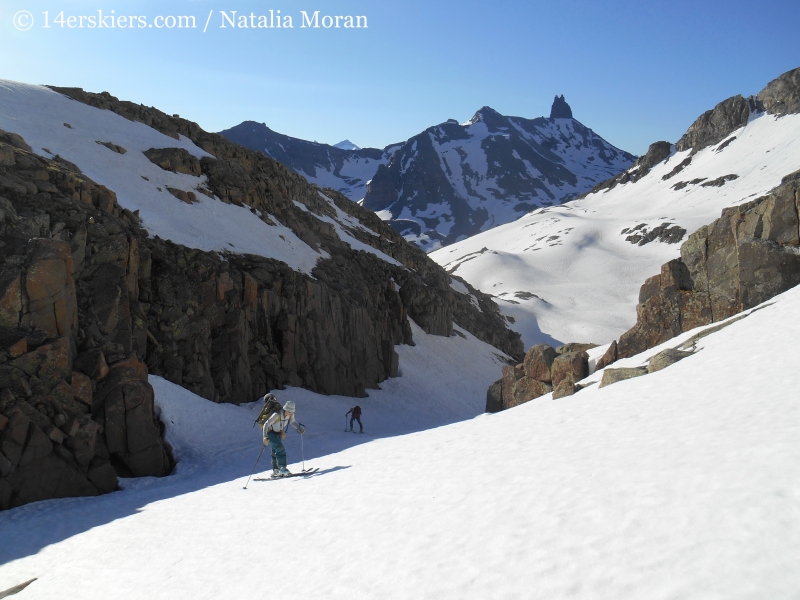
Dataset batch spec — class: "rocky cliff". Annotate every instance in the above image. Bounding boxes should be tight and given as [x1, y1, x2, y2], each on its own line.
[0, 85, 523, 509]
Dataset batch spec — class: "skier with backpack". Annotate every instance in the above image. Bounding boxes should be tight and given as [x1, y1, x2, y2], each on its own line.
[346, 405, 363, 433]
[255, 394, 306, 477]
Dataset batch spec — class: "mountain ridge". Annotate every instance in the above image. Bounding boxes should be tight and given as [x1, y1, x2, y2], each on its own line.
[222, 97, 635, 250]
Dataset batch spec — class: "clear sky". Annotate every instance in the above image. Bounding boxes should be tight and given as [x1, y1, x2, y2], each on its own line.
[1, 0, 798, 155]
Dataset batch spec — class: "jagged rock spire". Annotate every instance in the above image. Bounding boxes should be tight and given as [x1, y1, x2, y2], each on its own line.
[550, 95, 573, 119]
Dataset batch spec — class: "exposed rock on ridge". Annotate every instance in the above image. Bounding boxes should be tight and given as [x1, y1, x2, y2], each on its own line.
[577, 140, 672, 197]
[550, 95, 573, 119]
[579, 66, 800, 198]
[757, 66, 800, 115]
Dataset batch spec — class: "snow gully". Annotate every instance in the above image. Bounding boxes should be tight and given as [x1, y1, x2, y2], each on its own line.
[218, 10, 368, 29]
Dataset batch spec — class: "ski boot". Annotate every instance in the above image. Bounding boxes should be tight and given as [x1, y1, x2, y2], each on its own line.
[278, 467, 292, 477]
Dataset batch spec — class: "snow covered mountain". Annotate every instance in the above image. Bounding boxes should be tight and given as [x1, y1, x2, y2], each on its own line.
[221, 97, 635, 250]
[432, 67, 800, 348]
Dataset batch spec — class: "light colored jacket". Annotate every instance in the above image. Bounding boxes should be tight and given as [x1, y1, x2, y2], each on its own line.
[262, 409, 302, 435]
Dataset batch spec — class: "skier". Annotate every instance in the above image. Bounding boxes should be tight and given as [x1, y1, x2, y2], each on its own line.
[262, 400, 305, 477]
[346, 405, 363, 433]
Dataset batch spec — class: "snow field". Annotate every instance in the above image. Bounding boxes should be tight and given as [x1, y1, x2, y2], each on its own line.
[432, 111, 800, 347]
[1, 284, 799, 599]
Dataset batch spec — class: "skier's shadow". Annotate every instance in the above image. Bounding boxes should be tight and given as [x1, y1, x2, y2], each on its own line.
[297, 465, 350, 478]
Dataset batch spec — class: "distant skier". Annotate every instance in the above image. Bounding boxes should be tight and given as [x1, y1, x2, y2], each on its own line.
[346, 405, 363, 433]
[262, 400, 305, 477]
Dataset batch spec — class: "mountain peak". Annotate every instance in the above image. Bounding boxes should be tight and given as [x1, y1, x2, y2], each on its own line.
[467, 106, 502, 125]
[334, 139, 360, 151]
[550, 95, 573, 119]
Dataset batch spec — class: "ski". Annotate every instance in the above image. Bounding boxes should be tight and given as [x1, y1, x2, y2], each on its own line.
[254, 468, 319, 481]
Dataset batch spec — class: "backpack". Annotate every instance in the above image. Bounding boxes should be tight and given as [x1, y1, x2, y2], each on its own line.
[254, 394, 282, 428]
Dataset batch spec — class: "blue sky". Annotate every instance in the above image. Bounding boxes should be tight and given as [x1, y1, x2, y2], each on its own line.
[1, 0, 798, 155]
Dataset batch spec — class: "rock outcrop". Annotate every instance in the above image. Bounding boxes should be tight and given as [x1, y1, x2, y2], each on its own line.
[0, 132, 172, 509]
[756, 66, 800, 117]
[486, 343, 593, 412]
[675, 95, 751, 154]
[606, 169, 800, 362]
[578, 140, 672, 197]
[550, 95, 573, 119]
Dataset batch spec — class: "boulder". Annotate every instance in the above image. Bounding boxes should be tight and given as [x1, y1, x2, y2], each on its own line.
[523, 344, 557, 382]
[552, 378, 577, 399]
[142, 147, 202, 176]
[501, 363, 523, 406]
[94, 355, 171, 477]
[648, 348, 694, 373]
[507, 376, 552, 408]
[599, 366, 648, 388]
[596, 340, 617, 370]
[550, 351, 589, 387]
[555, 342, 597, 355]
[485, 378, 503, 413]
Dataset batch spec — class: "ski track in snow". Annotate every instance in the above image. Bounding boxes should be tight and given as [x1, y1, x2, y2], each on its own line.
[431, 111, 800, 347]
[1, 286, 799, 599]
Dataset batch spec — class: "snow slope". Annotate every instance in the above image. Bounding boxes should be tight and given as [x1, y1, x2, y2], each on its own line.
[0, 81, 325, 274]
[432, 110, 800, 347]
[1, 275, 799, 599]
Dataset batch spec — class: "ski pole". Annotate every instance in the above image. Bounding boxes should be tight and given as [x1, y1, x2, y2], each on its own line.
[300, 430, 306, 472]
[243, 444, 266, 490]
